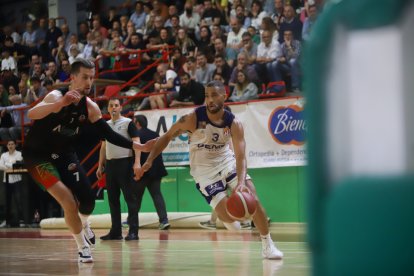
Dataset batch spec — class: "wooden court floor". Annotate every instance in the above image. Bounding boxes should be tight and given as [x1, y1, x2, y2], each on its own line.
[0, 228, 309, 276]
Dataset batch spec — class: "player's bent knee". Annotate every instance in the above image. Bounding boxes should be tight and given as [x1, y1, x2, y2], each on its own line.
[78, 200, 95, 215]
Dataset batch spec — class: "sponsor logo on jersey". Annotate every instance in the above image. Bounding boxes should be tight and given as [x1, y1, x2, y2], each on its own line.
[223, 126, 231, 137]
[79, 114, 86, 123]
[268, 105, 306, 145]
[68, 163, 77, 171]
[197, 143, 225, 150]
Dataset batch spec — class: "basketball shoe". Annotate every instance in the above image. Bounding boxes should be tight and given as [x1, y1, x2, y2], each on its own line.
[198, 220, 216, 230]
[78, 246, 93, 263]
[262, 241, 283, 260]
[83, 222, 95, 247]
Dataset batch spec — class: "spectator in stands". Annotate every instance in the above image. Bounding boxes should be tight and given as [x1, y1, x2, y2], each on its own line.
[278, 5, 303, 43]
[149, 63, 180, 109]
[35, 18, 48, 47]
[169, 48, 186, 75]
[261, 17, 279, 44]
[1, 68, 19, 92]
[92, 18, 109, 39]
[1, 50, 16, 74]
[68, 45, 85, 65]
[152, 0, 169, 21]
[45, 18, 63, 50]
[168, 15, 180, 38]
[102, 6, 120, 30]
[247, 26, 261, 45]
[175, 28, 196, 57]
[251, 1, 268, 30]
[24, 76, 47, 105]
[77, 21, 89, 45]
[60, 24, 72, 47]
[18, 81, 29, 101]
[210, 24, 226, 46]
[6, 85, 17, 97]
[66, 34, 85, 56]
[94, 31, 111, 70]
[271, 0, 285, 30]
[165, 5, 179, 27]
[235, 4, 252, 29]
[52, 36, 68, 67]
[229, 52, 259, 88]
[240, 32, 258, 65]
[148, 16, 166, 39]
[201, 0, 222, 26]
[196, 25, 214, 61]
[82, 32, 97, 60]
[0, 94, 30, 142]
[57, 59, 71, 82]
[213, 37, 236, 68]
[255, 30, 282, 84]
[44, 61, 58, 84]
[228, 70, 259, 102]
[179, 1, 200, 37]
[278, 30, 301, 92]
[170, 72, 205, 108]
[130, 1, 147, 33]
[30, 63, 46, 86]
[182, 56, 197, 80]
[195, 52, 216, 85]
[227, 17, 246, 54]
[0, 84, 10, 107]
[213, 55, 231, 84]
[302, 4, 319, 41]
[158, 27, 175, 46]
[21, 21, 37, 50]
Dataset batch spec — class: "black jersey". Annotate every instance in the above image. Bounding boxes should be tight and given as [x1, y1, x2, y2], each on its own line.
[23, 88, 89, 155]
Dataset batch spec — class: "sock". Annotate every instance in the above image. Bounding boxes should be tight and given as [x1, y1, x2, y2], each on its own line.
[261, 233, 274, 245]
[223, 221, 241, 231]
[79, 213, 89, 228]
[73, 229, 88, 250]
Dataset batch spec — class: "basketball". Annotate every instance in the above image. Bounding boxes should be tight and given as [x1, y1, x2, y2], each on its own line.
[226, 191, 257, 220]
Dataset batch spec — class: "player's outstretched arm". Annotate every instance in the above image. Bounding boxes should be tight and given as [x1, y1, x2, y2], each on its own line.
[231, 118, 249, 192]
[28, 90, 81, 120]
[138, 112, 195, 178]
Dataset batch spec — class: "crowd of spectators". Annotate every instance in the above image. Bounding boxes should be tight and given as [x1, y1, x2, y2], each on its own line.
[0, 0, 323, 143]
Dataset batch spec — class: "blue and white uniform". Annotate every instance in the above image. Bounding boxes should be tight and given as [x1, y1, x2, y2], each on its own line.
[189, 106, 250, 208]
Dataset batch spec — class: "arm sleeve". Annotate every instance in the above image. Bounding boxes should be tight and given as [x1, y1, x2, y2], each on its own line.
[92, 118, 133, 149]
[127, 121, 140, 138]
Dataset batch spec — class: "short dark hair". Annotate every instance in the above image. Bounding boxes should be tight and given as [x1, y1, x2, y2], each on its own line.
[180, 72, 191, 79]
[70, 58, 95, 74]
[134, 114, 148, 128]
[30, 76, 41, 83]
[206, 80, 226, 95]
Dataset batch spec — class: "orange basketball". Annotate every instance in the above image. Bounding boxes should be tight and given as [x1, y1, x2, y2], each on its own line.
[226, 191, 257, 221]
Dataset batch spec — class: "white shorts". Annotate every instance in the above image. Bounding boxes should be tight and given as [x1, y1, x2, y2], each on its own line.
[195, 164, 251, 209]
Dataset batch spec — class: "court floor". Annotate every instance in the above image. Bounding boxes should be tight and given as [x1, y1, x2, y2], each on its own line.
[0, 228, 309, 275]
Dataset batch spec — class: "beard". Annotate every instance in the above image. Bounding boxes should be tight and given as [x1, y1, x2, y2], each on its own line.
[206, 102, 224, 114]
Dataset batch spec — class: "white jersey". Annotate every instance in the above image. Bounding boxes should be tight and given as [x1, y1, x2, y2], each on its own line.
[189, 106, 236, 183]
[106, 117, 133, 160]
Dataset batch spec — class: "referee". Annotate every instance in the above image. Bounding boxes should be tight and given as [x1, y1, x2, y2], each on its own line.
[97, 98, 141, 241]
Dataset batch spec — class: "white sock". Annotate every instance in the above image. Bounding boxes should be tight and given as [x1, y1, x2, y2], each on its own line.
[79, 213, 89, 228]
[261, 233, 273, 243]
[223, 221, 241, 231]
[73, 229, 88, 249]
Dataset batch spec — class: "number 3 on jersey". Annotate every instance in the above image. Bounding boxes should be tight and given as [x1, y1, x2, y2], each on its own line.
[212, 133, 219, 142]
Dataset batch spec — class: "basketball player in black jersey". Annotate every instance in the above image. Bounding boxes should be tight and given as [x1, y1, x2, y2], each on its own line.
[23, 58, 154, 263]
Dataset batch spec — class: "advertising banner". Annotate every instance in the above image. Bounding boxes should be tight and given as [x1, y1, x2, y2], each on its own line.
[136, 97, 307, 168]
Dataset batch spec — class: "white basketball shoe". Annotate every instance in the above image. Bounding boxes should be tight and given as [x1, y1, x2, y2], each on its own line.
[262, 241, 284, 259]
[78, 246, 93, 263]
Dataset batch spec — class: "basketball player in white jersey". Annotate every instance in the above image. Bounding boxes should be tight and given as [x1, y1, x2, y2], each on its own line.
[137, 80, 283, 259]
